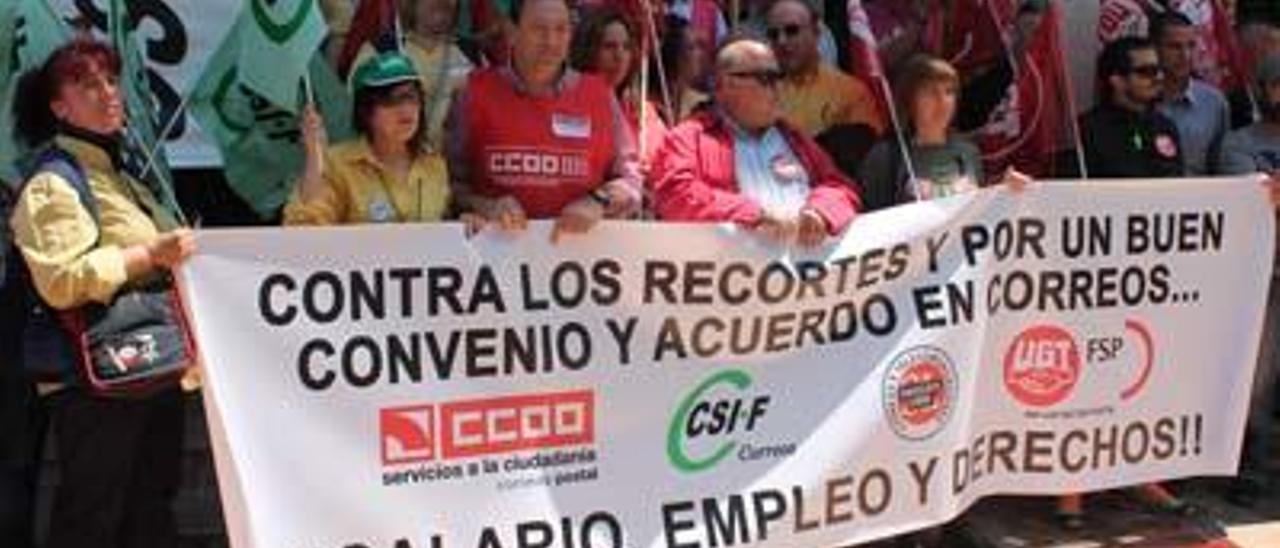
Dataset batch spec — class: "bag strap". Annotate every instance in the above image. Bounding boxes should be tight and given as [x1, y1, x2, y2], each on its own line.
[23, 147, 99, 228]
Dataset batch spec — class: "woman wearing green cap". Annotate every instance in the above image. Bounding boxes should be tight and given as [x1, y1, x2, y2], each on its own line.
[284, 52, 455, 226]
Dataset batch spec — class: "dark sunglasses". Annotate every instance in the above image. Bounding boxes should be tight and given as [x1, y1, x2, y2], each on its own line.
[1129, 65, 1165, 78]
[766, 24, 805, 42]
[728, 69, 784, 86]
[375, 88, 423, 106]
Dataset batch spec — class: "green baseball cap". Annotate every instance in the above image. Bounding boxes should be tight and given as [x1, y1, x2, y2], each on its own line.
[351, 52, 420, 90]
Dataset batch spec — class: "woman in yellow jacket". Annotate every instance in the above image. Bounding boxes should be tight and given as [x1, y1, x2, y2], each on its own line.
[285, 51, 454, 225]
[8, 38, 193, 548]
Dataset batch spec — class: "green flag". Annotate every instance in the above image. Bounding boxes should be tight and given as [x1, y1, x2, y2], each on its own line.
[190, 16, 351, 219]
[1, 0, 70, 181]
[107, 0, 184, 224]
[238, 0, 328, 113]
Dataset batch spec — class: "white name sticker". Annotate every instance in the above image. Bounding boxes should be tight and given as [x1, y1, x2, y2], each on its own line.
[552, 113, 592, 139]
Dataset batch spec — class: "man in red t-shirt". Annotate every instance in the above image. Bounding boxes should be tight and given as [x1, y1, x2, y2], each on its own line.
[447, 0, 642, 241]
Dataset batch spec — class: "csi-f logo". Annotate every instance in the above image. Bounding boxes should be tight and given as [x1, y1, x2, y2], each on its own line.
[667, 369, 771, 473]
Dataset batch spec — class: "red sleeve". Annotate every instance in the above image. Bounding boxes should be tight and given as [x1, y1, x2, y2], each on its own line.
[791, 127, 862, 235]
[649, 118, 762, 226]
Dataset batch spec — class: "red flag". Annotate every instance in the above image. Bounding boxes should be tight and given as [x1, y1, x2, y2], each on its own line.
[1207, 0, 1247, 90]
[472, 0, 513, 66]
[847, 0, 882, 78]
[972, 1, 1073, 178]
[1097, 0, 1247, 91]
[847, 0, 889, 125]
[924, 0, 1006, 73]
[337, 0, 398, 78]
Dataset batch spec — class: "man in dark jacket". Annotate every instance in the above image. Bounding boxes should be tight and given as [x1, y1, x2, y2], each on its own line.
[1080, 36, 1185, 179]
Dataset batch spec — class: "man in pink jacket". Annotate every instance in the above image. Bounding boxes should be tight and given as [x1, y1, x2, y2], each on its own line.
[650, 37, 862, 247]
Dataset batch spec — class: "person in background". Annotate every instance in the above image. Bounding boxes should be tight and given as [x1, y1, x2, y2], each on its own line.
[286, 52, 454, 226]
[352, 0, 474, 152]
[863, 0, 931, 74]
[472, 0, 518, 67]
[1218, 51, 1280, 507]
[0, 183, 43, 548]
[1152, 11, 1230, 176]
[320, 0, 356, 68]
[650, 38, 860, 247]
[858, 54, 1026, 212]
[1066, 36, 1200, 530]
[447, 0, 642, 241]
[765, 0, 884, 138]
[1080, 37, 1185, 179]
[571, 9, 668, 169]
[741, 0, 840, 68]
[648, 15, 711, 124]
[1230, 20, 1280, 129]
[669, 0, 727, 87]
[9, 38, 194, 548]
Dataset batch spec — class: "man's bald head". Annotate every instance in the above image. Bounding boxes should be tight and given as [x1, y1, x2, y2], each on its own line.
[713, 38, 782, 132]
[715, 38, 776, 75]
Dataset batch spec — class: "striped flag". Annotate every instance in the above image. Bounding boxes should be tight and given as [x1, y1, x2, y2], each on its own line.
[1098, 0, 1248, 91]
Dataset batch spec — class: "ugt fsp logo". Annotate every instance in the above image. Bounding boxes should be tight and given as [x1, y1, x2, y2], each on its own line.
[1003, 324, 1082, 408]
[667, 369, 770, 473]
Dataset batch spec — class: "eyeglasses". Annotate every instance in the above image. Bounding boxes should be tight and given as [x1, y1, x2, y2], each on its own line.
[376, 88, 423, 106]
[766, 24, 805, 42]
[728, 69, 783, 87]
[1129, 65, 1164, 78]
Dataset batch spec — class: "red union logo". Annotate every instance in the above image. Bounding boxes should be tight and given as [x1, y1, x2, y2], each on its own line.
[440, 390, 594, 459]
[1003, 325, 1082, 408]
[487, 148, 590, 178]
[380, 405, 435, 466]
[883, 346, 957, 441]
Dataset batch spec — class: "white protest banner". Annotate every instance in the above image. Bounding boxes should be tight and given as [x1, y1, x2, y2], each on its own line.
[180, 178, 1274, 548]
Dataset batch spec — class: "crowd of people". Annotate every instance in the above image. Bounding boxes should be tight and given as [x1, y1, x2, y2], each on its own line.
[3, 0, 1280, 547]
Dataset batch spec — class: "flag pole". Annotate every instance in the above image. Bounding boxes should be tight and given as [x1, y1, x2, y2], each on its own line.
[639, 0, 673, 120]
[303, 69, 316, 106]
[639, 57, 649, 160]
[1048, 1, 1088, 179]
[394, 6, 405, 54]
[138, 92, 191, 181]
[877, 75, 920, 198]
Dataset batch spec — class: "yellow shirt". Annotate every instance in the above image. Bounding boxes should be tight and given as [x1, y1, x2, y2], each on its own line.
[283, 139, 451, 225]
[355, 37, 473, 152]
[10, 135, 175, 309]
[779, 63, 886, 137]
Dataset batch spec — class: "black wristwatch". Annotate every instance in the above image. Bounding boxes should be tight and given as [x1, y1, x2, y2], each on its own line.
[589, 187, 612, 208]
